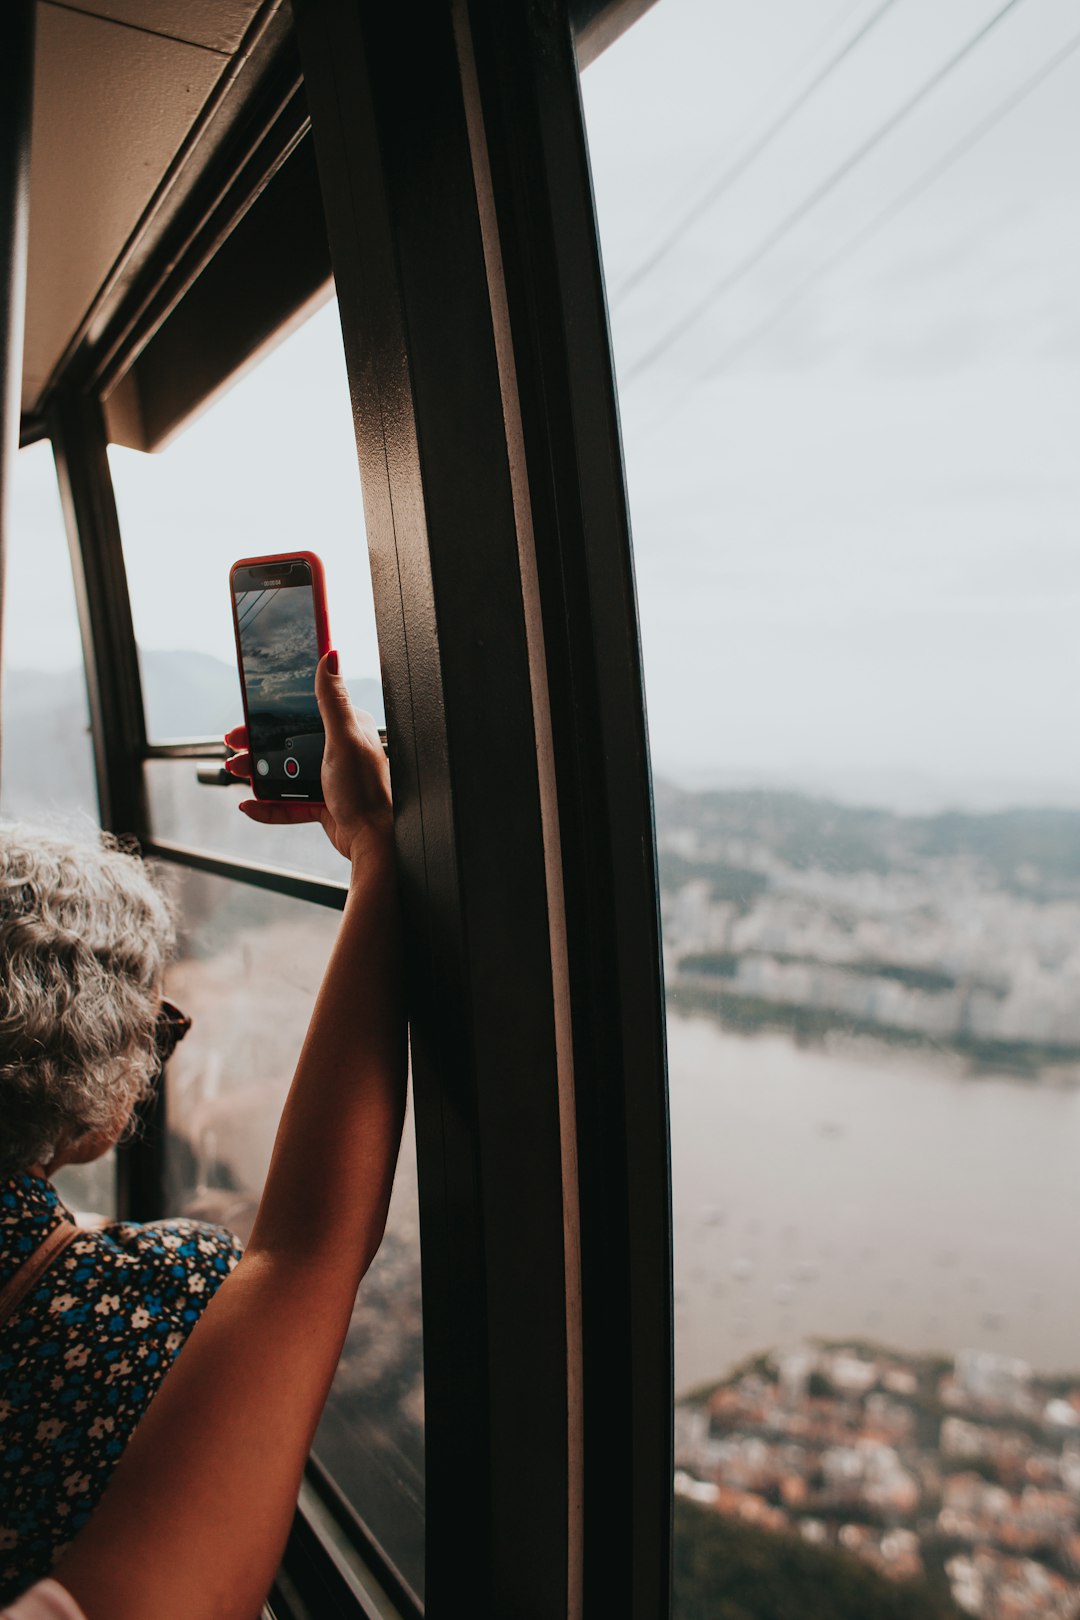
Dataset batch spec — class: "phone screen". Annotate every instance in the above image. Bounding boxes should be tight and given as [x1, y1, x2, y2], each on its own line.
[232, 558, 325, 799]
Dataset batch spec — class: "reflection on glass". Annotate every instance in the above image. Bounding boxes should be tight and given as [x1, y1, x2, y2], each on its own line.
[1, 443, 97, 825]
[160, 866, 424, 1594]
[108, 297, 383, 746]
[583, 3, 1080, 1616]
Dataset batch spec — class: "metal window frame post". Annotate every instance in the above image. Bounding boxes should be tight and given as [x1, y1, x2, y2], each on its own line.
[49, 386, 162, 1221]
[0, 0, 36, 788]
[296, 1, 672, 1614]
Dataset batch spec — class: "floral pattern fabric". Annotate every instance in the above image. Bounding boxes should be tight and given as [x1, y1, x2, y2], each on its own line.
[0, 1173, 241, 1603]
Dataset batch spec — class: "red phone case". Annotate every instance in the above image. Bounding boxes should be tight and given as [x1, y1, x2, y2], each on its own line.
[229, 550, 331, 803]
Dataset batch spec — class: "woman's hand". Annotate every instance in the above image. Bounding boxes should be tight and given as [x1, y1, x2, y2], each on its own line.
[224, 653, 392, 865]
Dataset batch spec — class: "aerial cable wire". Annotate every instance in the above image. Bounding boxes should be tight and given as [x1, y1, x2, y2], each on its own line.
[235, 589, 268, 629]
[612, 0, 903, 309]
[700, 23, 1080, 380]
[236, 588, 281, 636]
[796, 0, 883, 65]
[236, 588, 280, 630]
[621, 0, 1027, 386]
[235, 592, 269, 633]
[239, 589, 280, 634]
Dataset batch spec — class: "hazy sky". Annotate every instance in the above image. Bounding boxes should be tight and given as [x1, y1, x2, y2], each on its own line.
[7, 0, 1080, 810]
[6, 295, 379, 694]
[582, 0, 1080, 807]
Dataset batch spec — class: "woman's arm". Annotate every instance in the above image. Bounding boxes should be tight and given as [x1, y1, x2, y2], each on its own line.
[54, 657, 407, 1620]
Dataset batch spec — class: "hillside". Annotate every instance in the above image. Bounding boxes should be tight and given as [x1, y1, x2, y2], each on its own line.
[655, 779, 1080, 898]
[674, 1499, 963, 1620]
[0, 653, 384, 825]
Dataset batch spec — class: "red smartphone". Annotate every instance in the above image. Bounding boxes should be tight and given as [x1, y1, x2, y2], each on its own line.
[229, 551, 331, 802]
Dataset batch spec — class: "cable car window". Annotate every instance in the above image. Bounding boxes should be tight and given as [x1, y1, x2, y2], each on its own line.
[2, 441, 114, 1218]
[162, 863, 424, 1594]
[582, 3, 1080, 1616]
[142, 757, 350, 881]
[108, 296, 385, 877]
[2, 442, 97, 827]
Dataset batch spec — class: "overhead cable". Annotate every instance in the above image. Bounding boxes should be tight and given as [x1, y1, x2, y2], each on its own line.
[702, 24, 1080, 379]
[621, 0, 1027, 385]
[236, 588, 280, 635]
[612, 0, 902, 308]
[235, 589, 269, 630]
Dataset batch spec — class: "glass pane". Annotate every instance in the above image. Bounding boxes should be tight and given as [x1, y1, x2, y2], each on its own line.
[583, 5, 1080, 1618]
[145, 758, 349, 883]
[161, 864, 424, 1593]
[1, 441, 97, 825]
[108, 296, 383, 752]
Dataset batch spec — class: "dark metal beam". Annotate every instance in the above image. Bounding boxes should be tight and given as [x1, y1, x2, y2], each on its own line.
[571, 0, 661, 69]
[295, 2, 577, 1611]
[142, 839, 348, 912]
[17, 412, 45, 450]
[48, 389, 154, 1223]
[48, 390, 148, 838]
[0, 0, 35, 793]
[458, 2, 673, 1614]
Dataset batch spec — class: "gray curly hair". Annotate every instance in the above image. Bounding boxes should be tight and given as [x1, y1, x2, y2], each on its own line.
[0, 824, 176, 1176]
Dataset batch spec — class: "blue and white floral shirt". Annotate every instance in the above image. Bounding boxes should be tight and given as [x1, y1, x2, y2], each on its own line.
[0, 1173, 241, 1603]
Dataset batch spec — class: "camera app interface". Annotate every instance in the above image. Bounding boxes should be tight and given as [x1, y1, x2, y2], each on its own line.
[234, 567, 323, 795]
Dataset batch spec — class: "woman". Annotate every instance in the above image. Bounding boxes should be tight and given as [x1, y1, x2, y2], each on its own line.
[0, 650, 406, 1619]
[0, 824, 242, 1601]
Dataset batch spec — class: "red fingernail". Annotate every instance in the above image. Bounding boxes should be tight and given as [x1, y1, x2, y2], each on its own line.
[327, 650, 339, 675]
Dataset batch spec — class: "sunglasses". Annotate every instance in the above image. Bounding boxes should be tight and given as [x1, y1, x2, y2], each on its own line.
[154, 998, 192, 1064]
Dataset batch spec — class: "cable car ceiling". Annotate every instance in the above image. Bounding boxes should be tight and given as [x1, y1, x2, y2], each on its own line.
[21, 0, 287, 431]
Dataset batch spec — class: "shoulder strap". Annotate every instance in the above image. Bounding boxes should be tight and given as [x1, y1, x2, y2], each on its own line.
[0, 1220, 80, 1330]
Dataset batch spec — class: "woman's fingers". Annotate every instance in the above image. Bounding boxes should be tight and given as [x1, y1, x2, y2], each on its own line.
[314, 652, 356, 739]
[225, 726, 250, 780]
[315, 654, 386, 769]
[238, 801, 326, 826]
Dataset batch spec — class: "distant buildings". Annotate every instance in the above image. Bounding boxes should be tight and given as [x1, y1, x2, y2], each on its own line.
[661, 822, 1080, 1062]
[675, 1343, 1080, 1619]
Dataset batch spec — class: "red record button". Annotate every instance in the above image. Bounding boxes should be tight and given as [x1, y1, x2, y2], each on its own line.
[284, 757, 300, 779]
